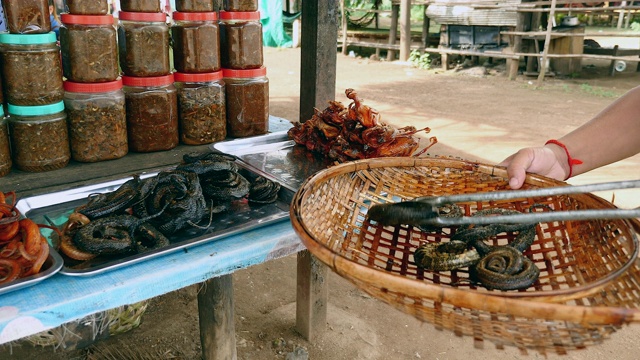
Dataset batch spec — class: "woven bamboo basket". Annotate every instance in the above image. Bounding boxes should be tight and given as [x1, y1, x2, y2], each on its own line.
[290, 156, 640, 354]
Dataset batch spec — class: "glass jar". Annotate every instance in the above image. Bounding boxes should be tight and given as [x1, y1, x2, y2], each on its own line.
[64, 80, 128, 162]
[219, 11, 263, 70]
[223, 0, 258, 12]
[172, 11, 220, 74]
[174, 71, 226, 145]
[0, 32, 64, 106]
[118, 11, 171, 77]
[122, 75, 179, 152]
[223, 67, 268, 138]
[65, 0, 109, 15]
[1, 0, 51, 34]
[120, 0, 161, 13]
[176, 0, 217, 12]
[60, 14, 119, 83]
[8, 102, 70, 172]
[0, 109, 11, 177]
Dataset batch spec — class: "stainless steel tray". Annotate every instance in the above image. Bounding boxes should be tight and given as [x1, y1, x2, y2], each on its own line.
[16, 165, 293, 276]
[213, 131, 333, 193]
[0, 245, 63, 295]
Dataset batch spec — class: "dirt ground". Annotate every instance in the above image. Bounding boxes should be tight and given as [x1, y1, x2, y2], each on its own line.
[2, 46, 640, 360]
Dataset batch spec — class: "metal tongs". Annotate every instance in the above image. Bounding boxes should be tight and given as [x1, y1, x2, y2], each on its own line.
[368, 180, 640, 227]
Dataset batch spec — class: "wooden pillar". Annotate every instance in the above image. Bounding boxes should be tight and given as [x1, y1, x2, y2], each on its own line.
[399, 0, 411, 61]
[537, 0, 557, 85]
[299, 0, 339, 123]
[387, 4, 400, 61]
[422, 5, 430, 50]
[439, 24, 449, 70]
[296, 250, 329, 340]
[198, 275, 237, 360]
[340, 0, 348, 55]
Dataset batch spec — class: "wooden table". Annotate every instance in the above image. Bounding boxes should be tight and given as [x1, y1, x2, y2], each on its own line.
[0, 118, 315, 359]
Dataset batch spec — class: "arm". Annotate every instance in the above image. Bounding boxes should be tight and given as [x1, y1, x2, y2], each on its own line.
[500, 85, 640, 189]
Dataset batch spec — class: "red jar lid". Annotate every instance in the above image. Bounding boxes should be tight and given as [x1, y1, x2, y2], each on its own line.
[122, 74, 175, 87]
[173, 11, 218, 21]
[119, 11, 167, 22]
[222, 67, 267, 78]
[61, 13, 114, 25]
[174, 71, 223, 82]
[219, 11, 260, 21]
[64, 79, 123, 93]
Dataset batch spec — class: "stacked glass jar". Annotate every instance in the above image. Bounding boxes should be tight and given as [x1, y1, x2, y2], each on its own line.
[172, 2, 226, 145]
[60, 1, 129, 163]
[219, 0, 269, 138]
[0, 1, 69, 174]
[118, 1, 179, 152]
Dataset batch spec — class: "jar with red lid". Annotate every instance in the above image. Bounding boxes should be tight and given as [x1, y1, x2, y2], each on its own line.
[66, 0, 109, 15]
[223, 67, 268, 138]
[64, 80, 128, 162]
[61, 14, 119, 83]
[219, 11, 263, 70]
[0, 108, 11, 177]
[118, 11, 171, 77]
[174, 71, 226, 145]
[8, 102, 70, 172]
[223, 0, 258, 12]
[0, 32, 64, 106]
[172, 11, 220, 74]
[120, 0, 162, 13]
[122, 75, 179, 152]
[1, 0, 51, 34]
[176, 0, 219, 12]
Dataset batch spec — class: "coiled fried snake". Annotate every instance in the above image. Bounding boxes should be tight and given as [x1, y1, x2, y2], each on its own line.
[452, 208, 540, 290]
[469, 246, 540, 290]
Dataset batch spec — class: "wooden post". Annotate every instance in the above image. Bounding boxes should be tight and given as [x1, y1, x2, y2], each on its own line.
[299, 0, 339, 123]
[439, 24, 449, 70]
[340, 0, 348, 55]
[422, 4, 430, 50]
[399, 0, 411, 61]
[296, 250, 329, 340]
[387, 4, 399, 61]
[537, 0, 557, 85]
[198, 275, 237, 360]
[617, 2, 626, 29]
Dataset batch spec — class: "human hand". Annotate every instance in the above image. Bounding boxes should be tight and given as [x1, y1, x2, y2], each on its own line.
[498, 146, 568, 189]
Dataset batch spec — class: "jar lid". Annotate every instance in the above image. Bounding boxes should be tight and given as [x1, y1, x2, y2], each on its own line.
[61, 13, 114, 25]
[122, 74, 175, 87]
[222, 67, 267, 78]
[173, 11, 218, 21]
[64, 79, 123, 93]
[119, 11, 167, 22]
[174, 71, 223, 83]
[8, 102, 65, 116]
[219, 11, 260, 21]
[0, 32, 57, 45]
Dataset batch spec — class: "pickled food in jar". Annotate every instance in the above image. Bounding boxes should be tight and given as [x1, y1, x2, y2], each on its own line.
[2, 0, 51, 34]
[120, 0, 162, 12]
[66, 0, 109, 15]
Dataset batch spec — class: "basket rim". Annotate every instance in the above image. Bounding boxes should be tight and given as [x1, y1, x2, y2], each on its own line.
[290, 156, 640, 324]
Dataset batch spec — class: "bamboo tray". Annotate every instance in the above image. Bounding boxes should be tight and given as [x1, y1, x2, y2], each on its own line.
[290, 156, 640, 354]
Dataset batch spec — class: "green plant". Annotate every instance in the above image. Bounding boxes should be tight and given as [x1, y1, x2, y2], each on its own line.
[409, 50, 431, 69]
[631, 21, 640, 32]
[579, 84, 620, 98]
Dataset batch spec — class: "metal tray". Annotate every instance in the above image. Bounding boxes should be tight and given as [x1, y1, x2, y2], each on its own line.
[16, 165, 293, 276]
[213, 131, 333, 193]
[0, 245, 64, 296]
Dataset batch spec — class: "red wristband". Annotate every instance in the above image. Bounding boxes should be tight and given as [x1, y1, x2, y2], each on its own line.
[545, 139, 583, 180]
